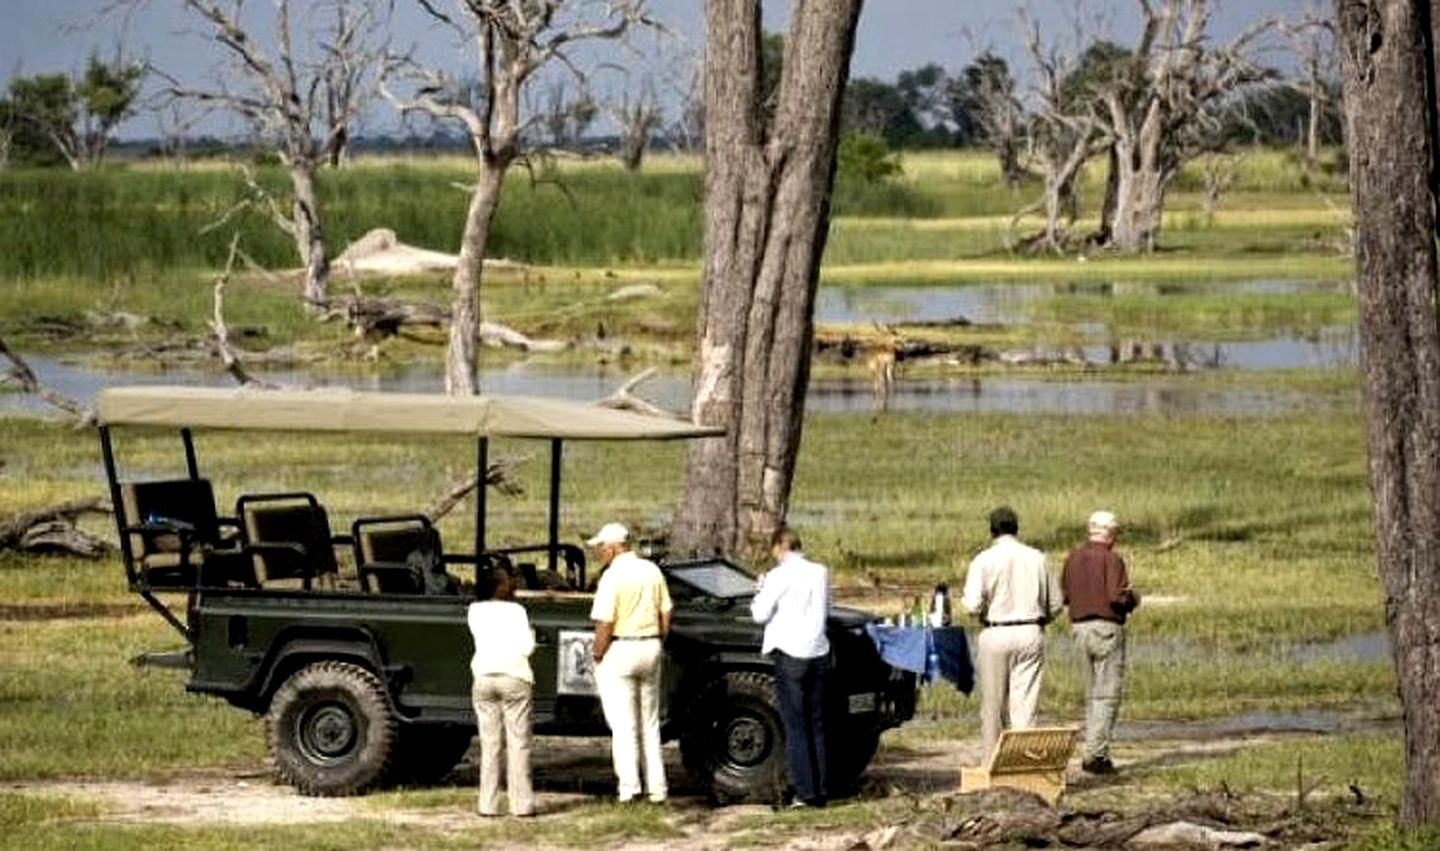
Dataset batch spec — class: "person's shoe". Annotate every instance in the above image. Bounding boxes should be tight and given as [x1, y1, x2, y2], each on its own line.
[1081, 755, 1117, 775]
[787, 797, 826, 809]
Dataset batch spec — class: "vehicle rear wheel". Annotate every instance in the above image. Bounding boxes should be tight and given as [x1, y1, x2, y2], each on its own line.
[267, 661, 397, 796]
[680, 671, 785, 804]
[386, 725, 474, 786]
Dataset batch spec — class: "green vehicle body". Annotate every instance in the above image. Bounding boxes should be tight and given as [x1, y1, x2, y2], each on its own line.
[96, 387, 918, 802]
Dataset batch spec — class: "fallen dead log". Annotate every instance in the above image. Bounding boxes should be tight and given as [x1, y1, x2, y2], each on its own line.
[595, 368, 686, 420]
[0, 334, 93, 423]
[0, 497, 112, 558]
[425, 459, 526, 523]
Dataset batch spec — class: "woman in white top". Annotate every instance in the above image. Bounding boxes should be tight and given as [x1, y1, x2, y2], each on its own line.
[468, 567, 536, 817]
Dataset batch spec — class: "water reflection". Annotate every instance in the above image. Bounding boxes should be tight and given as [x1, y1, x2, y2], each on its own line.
[814, 281, 1359, 371]
[3, 355, 1320, 418]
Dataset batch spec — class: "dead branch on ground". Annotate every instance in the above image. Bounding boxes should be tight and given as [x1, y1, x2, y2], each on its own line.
[425, 458, 527, 523]
[0, 335, 93, 423]
[595, 368, 684, 419]
[211, 234, 279, 389]
[0, 496, 112, 558]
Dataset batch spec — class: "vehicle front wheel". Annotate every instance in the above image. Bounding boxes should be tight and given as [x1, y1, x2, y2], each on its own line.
[267, 661, 397, 796]
[680, 671, 786, 804]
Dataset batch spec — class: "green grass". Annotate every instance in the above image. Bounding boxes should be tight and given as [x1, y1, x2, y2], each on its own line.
[1133, 732, 1402, 799]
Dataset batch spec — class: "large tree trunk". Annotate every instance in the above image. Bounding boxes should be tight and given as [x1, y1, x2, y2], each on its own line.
[1337, 0, 1440, 830]
[671, 0, 862, 561]
[289, 164, 331, 307]
[446, 163, 506, 395]
[1107, 103, 1171, 253]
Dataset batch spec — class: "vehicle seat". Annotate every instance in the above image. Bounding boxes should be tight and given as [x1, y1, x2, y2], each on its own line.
[237, 493, 340, 590]
[117, 478, 229, 588]
[353, 515, 442, 595]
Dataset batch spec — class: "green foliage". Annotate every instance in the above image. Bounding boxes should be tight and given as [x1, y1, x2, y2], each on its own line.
[77, 54, 147, 131]
[837, 132, 902, 183]
[0, 55, 145, 168]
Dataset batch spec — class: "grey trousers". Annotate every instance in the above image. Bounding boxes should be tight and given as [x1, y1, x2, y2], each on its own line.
[976, 623, 1046, 758]
[473, 674, 535, 816]
[1072, 619, 1126, 761]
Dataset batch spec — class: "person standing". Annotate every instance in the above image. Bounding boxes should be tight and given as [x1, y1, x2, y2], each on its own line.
[1062, 510, 1139, 775]
[588, 522, 673, 803]
[468, 566, 535, 817]
[961, 506, 1063, 758]
[750, 526, 831, 808]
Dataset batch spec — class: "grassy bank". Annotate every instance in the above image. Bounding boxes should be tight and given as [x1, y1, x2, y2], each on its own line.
[0, 393, 1385, 781]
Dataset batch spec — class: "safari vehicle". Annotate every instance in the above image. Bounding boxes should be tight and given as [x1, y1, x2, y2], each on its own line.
[97, 386, 917, 802]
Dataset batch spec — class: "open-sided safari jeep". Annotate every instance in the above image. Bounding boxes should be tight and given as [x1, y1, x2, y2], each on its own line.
[97, 386, 917, 801]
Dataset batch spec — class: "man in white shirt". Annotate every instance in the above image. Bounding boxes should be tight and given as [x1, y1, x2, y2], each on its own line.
[961, 506, 1063, 758]
[588, 522, 673, 803]
[750, 526, 831, 808]
[468, 566, 536, 817]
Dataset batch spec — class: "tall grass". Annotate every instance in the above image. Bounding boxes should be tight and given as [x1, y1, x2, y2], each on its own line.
[0, 162, 945, 285]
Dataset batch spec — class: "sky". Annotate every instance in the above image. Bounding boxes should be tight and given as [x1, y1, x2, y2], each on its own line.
[0, 0, 1312, 139]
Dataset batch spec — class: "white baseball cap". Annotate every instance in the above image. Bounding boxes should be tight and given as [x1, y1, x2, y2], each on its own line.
[586, 522, 629, 547]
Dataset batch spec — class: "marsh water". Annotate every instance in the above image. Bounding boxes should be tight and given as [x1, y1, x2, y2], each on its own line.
[3, 279, 1357, 417]
[815, 279, 1358, 371]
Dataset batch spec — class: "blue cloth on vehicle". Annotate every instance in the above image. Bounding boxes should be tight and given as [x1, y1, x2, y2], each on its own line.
[864, 624, 974, 695]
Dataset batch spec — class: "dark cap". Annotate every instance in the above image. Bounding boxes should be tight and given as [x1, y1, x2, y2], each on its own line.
[989, 506, 1019, 537]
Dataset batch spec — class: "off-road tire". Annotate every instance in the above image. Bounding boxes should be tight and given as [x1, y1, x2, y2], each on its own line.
[267, 661, 397, 796]
[680, 670, 786, 804]
[386, 725, 474, 786]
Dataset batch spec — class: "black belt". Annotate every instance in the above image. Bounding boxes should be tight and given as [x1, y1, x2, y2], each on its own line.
[984, 619, 1043, 628]
[614, 635, 660, 640]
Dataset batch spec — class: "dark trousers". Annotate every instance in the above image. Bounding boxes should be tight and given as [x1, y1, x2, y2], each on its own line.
[774, 651, 829, 803]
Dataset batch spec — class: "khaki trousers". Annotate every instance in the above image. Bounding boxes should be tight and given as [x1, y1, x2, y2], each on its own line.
[976, 623, 1046, 758]
[1072, 619, 1126, 761]
[473, 674, 534, 816]
[595, 638, 666, 801]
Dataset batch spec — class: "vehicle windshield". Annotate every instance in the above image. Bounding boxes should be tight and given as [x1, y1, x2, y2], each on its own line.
[666, 560, 757, 599]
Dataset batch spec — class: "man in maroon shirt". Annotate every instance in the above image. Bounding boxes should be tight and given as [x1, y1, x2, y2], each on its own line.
[1061, 511, 1140, 775]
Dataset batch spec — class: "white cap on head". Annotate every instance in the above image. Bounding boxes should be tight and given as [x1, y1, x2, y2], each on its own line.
[1087, 511, 1119, 536]
[586, 522, 629, 547]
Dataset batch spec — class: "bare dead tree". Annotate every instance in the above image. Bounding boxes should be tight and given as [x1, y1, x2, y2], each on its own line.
[1280, 5, 1336, 174]
[671, 0, 864, 560]
[1090, 0, 1274, 252]
[960, 49, 1027, 187]
[657, 40, 704, 152]
[381, 0, 654, 396]
[536, 79, 600, 151]
[1011, 17, 1107, 253]
[128, 0, 387, 307]
[609, 77, 661, 171]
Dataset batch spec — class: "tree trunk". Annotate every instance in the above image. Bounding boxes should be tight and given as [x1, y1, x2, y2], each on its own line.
[289, 164, 331, 307]
[671, 0, 862, 561]
[446, 163, 506, 395]
[1307, 86, 1322, 171]
[1337, 0, 1440, 830]
[1107, 106, 1171, 253]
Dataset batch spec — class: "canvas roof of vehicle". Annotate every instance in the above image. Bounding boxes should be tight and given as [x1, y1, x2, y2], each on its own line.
[96, 385, 724, 441]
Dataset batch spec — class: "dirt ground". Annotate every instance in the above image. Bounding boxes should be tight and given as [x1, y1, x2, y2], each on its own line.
[5, 715, 1391, 849]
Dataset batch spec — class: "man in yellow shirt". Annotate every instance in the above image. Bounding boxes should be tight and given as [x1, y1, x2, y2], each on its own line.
[588, 522, 673, 803]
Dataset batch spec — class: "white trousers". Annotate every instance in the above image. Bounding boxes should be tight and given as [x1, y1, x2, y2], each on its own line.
[595, 638, 666, 801]
[976, 623, 1046, 758]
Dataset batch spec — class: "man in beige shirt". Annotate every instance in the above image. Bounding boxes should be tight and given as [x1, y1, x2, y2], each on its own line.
[588, 522, 673, 803]
[961, 506, 1063, 758]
